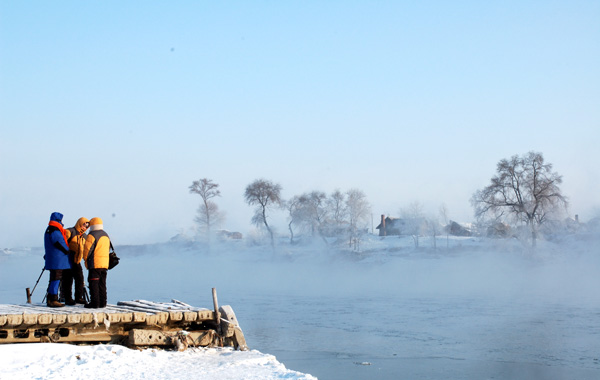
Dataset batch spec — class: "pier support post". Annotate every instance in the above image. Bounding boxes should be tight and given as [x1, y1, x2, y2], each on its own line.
[212, 288, 221, 334]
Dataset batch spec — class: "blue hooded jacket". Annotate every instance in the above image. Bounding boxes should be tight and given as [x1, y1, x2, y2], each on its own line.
[44, 212, 71, 270]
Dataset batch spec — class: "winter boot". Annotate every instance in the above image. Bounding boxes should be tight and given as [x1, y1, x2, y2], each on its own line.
[65, 298, 76, 306]
[62, 288, 76, 305]
[87, 275, 101, 309]
[75, 298, 88, 305]
[47, 294, 65, 308]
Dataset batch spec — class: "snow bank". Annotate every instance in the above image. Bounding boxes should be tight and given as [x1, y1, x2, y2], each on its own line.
[0, 344, 316, 380]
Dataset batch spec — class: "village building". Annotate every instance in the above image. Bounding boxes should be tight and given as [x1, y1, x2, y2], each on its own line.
[375, 214, 427, 236]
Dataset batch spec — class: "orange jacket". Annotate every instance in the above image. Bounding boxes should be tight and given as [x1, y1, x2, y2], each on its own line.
[65, 217, 89, 264]
[83, 218, 111, 270]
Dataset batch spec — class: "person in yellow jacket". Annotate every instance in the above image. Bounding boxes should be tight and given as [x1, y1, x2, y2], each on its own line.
[82, 217, 111, 309]
[62, 217, 90, 305]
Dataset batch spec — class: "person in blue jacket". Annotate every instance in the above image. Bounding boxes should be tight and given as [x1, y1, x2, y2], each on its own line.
[44, 212, 71, 307]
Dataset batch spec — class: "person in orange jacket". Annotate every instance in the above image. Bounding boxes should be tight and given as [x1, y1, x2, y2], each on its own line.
[82, 217, 111, 309]
[62, 217, 90, 305]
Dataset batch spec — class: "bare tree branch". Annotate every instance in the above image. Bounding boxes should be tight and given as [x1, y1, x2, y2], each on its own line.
[471, 151, 568, 246]
[244, 179, 282, 247]
[189, 178, 223, 241]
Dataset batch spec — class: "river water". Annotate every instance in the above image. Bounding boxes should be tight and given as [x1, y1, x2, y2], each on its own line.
[3, 240, 600, 379]
[232, 293, 600, 379]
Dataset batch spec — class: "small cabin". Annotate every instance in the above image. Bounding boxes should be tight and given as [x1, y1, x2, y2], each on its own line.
[376, 215, 427, 236]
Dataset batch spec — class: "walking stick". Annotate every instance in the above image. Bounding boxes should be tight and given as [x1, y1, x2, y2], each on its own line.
[58, 279, 64, 303]
[26, 268, 45, 304]
[83, 283, 90, 303]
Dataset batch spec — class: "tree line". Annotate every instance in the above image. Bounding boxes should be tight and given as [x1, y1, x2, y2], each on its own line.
[190, 151, 569, 248]
[189, 178, 371, 248]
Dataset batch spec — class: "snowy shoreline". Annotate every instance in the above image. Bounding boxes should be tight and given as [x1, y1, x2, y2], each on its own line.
[0, 343, 317, 380]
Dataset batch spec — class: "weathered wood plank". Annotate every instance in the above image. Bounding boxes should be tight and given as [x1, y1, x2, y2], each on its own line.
[37, 314, 52, 325]
[219, 305, 248, 351]
[5, 314, 23, 328]
[117, 313, 133, 323]
[168, 311, 183, 322]
[128, 329, 216, 348]
[21, 313, 38, 326]
[79, 313, 94, 324]
[183, 311, 197, 322]
[52, 314, 67, 325]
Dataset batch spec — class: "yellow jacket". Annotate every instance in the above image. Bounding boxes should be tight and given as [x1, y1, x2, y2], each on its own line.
[83, 218, 111, 270]
[65, 217, 89, 264]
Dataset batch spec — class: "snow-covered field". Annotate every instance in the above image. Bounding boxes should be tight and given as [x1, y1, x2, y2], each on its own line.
[2, 231, 600, 379]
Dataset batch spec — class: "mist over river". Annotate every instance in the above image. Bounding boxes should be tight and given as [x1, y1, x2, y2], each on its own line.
[3, 234, 600, 379]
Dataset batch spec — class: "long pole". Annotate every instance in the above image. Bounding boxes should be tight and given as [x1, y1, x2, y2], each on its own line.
[26, 268, 45, 303]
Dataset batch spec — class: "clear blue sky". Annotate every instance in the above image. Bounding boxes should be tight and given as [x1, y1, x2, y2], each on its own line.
[1, 1, 598, 247]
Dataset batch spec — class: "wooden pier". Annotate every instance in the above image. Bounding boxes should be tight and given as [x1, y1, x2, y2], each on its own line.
[0, 298, 247, 351]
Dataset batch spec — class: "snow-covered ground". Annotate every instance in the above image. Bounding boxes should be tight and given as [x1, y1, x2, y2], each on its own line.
[0, 343, 315, 380]
[2, 231, 600, 379]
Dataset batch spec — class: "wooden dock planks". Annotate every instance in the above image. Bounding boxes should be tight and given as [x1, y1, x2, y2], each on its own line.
[0, 300, 246, 350]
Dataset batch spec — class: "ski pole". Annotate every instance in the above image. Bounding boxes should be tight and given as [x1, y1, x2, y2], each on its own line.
[26, 267, 45, 303]
[83, 284, 90, 303]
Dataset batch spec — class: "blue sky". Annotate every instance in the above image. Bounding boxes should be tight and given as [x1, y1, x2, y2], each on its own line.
[1, 1, 598, 247]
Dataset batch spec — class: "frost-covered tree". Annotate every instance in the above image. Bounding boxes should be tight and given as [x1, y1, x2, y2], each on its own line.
[285, 195, 303, 244]
[287, 190, 344, 244]
[426, 214, 442, 250]
[244, 179, 282, 247]
[294, 191, 329, 244]
[345, 189, 371, 249]
[471, 151, 567, 247]
[189, 178, 223, 240]
[400, 201, 427, 248]
[439, 203, 450, 248]
[327, 189, 347, 227]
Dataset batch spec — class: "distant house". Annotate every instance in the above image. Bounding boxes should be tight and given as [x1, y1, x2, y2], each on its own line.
[376, 215, 400, 236]
[376, 214, 427, 236]
[446, 221, 472, 237]
[217, 230, 243, 240]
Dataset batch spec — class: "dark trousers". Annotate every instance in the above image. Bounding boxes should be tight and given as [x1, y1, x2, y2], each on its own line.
[88, 268, 108, 308]
[61, 261, 85, 301]
[47, 269, 63, 295]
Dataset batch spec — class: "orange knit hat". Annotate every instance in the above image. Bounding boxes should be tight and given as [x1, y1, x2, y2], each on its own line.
[89, 217, 104, 231]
